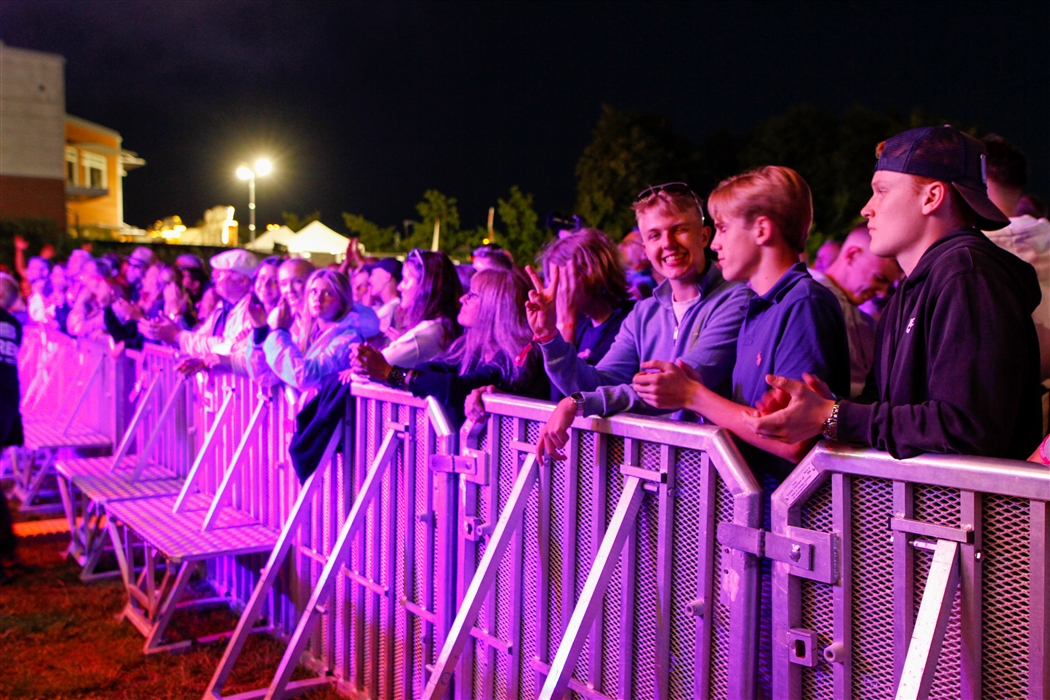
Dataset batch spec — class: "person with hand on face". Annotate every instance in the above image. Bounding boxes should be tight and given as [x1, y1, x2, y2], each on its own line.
[348, 268, 548, 427]
[380, 249, 462, 368]
[245, 269, 378, 401]
[146, 249, 259, 375]
[742, 127, 1042, 462]
[369, 258, 402, 334]
[528, 229, 635, 402]
[630, 166, 850, 481]
[533, 183, 751, 461]
[810, 226, 903, 397]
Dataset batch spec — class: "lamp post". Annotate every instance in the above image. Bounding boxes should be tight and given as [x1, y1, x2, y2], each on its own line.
[236, 158, 272, 243]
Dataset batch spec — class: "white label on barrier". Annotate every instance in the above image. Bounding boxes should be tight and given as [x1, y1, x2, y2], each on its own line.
[782, 460, 820, 505]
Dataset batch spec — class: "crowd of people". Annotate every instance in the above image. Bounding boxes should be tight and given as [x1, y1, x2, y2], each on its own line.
[2, 126, 1048, 500]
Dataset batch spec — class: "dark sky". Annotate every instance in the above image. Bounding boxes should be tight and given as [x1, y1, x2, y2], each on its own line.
[3, 0, 1048, 232]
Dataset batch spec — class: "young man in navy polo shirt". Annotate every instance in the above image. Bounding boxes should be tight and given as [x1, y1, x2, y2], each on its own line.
[633, 165, 849, 480]
[741, 127, 1042, 460]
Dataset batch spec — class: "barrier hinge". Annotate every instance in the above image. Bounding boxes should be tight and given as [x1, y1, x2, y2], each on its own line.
[716, 524, 839, 585]
[429, 451, 489, 484]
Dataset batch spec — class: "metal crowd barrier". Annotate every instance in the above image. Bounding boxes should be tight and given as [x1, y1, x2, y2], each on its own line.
[57, 343, 195, 580]
[770, 443, 1049, 700]
[205, 381, 460, 700]
[14, 332, 1048, 699]
[425, 395, 765, 700]
[12, 327, 131, 511]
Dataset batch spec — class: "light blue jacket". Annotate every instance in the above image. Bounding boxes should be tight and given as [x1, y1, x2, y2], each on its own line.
[541, 261, 752, 417]
[246, 302, 380, 392]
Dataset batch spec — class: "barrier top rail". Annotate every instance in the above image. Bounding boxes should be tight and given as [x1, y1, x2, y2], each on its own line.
[783, 441, 1050, 504]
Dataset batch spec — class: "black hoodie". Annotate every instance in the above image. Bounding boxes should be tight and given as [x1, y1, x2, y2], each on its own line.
[839, 228, 1042, 460]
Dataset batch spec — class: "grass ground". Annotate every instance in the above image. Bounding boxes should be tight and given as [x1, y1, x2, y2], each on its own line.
[0, 496, 344, 700]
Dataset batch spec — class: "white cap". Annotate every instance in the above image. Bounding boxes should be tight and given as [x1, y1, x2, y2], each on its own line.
[210, 249, 259, 277]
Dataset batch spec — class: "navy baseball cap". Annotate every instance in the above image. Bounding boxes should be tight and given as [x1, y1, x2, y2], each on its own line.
[875, 125, 1010, 230]
[372, 257, 402, 282]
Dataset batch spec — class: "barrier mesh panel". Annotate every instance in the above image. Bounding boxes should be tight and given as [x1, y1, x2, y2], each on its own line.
[850, 476, 895, 698]
[600, 436, 626, 697]
[914, 484, 960, 528]
[669, 448, 703, 700]
[631, 483, 659, 698]
[709, 475, 734, 699]
[981, 494, 1030, 698]
[800, 478, 835, 699]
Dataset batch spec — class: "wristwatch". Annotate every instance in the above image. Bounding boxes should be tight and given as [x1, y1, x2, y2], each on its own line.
[569, 392, 586, 418]
[822, 400, 841, 441]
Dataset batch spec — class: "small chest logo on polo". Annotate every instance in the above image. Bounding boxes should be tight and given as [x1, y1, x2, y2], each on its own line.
[756, 352, 762, 366]
[906, 317, 916, 334]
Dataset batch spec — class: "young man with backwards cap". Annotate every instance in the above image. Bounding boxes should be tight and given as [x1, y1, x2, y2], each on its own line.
[150, 249, 260, 368]
[743, 126, 1043, 460]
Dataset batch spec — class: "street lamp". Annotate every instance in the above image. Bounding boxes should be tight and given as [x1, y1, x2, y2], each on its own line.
[236, 158, 272, 243]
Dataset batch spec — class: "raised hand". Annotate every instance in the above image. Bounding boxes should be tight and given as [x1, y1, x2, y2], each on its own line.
[524, 264, 559, 339]
[246, 294, 268, 329]
[555, 259, 581, 343]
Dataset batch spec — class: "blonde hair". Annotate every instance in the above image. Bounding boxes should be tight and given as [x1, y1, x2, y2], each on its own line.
[708, 165, 813, 253]
[296, 269, 353, 352]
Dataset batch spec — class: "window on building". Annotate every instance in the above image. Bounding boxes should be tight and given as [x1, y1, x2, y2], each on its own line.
[81, 152, 107, 192]
[65, 147, 78, 186]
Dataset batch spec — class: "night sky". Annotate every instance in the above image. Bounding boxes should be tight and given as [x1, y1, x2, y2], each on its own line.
[3, 0, 1048, 233]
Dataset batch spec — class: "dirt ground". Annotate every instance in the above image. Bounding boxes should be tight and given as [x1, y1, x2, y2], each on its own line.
[0, 503, 343, 700]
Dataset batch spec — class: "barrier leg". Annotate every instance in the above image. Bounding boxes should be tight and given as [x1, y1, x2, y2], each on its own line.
[894, 539, 960, 700]
[538, 475, 645, 700]
[423, 454, 540, 700]
[264, 429, 401, 700]
[143, 560, 197, 655]
[203, 428, 342, 699]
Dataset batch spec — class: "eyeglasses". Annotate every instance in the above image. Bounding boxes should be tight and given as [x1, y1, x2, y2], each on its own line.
[635, 182, 705, 225]
[463, 290, 480, 301]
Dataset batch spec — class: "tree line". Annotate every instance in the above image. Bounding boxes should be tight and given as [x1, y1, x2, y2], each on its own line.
[301, 103, 977, 264]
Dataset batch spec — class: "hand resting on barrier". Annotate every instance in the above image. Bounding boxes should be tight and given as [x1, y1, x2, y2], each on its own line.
[740, 373, 836, 445]
[535, 396, 576, 461]
[348, 343, 392, 383]
[175, 356, 207, 375]
[464, 385, 496, 423]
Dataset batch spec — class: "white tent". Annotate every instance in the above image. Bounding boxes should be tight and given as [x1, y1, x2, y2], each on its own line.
[285, 220, 350, 259]
[245, 225, 297, 253]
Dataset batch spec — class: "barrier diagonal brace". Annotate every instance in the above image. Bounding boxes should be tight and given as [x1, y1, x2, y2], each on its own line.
[203, 426, 343, 699]
[895, 539, 960, 700]
[539, 475, 645, 700]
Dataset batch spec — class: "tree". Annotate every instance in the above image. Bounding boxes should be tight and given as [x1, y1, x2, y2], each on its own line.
[281, 210, 321, 232]
[575, 105, 701, 238]
[406, 190, 469, 256]
[495, 186, 546, 267]
[341, 212, 398, 255]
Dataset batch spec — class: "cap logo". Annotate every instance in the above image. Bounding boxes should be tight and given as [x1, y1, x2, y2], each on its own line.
[980, 153, 987, 185]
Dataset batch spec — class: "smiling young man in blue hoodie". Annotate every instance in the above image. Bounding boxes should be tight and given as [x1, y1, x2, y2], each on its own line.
[743, 126, 1043, 460]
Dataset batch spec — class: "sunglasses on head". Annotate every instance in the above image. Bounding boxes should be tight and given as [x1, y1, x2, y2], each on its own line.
[636, 182, 705, 225]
